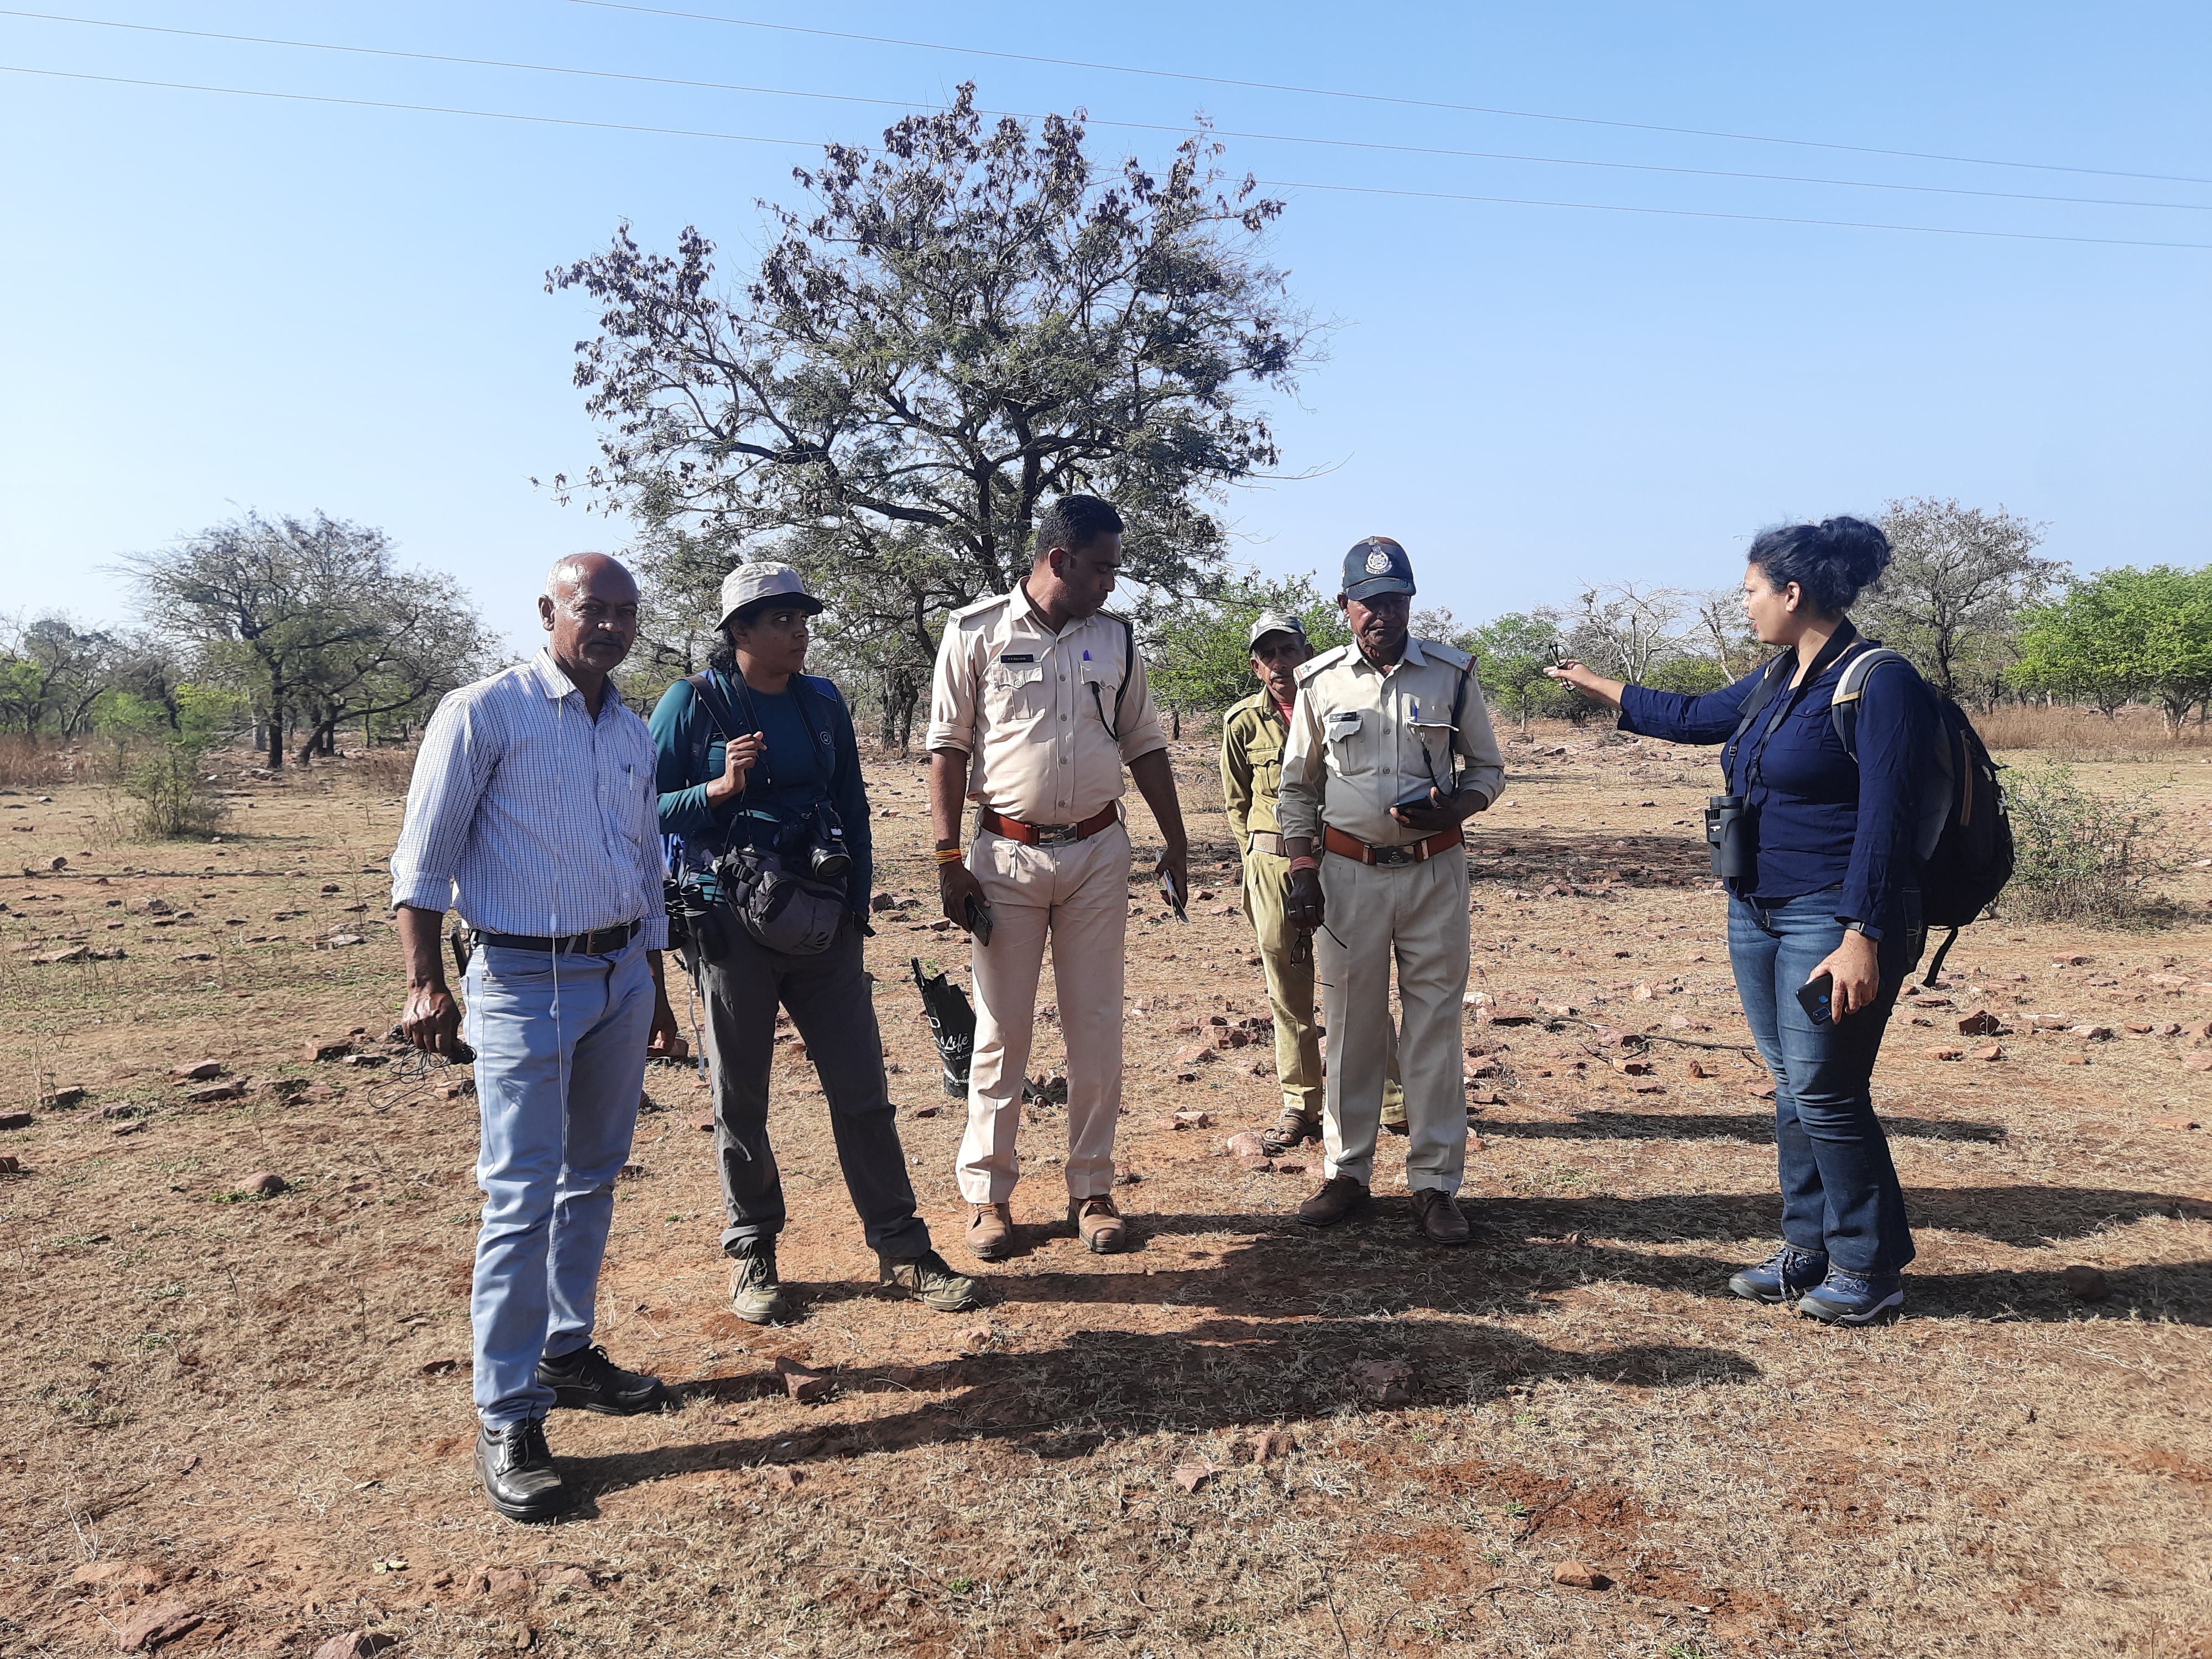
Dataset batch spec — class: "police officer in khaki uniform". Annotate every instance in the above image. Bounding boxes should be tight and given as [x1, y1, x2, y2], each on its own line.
[1279, 538, 1505, 1244]
[1220, 611, 1405, 1154]
[927, 494, 1191, 1260]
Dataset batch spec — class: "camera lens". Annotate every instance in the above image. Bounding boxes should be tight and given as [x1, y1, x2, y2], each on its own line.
[811, 844, 851, 879]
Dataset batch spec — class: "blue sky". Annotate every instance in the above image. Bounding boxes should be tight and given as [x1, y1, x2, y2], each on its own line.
[3, 2, 2206, 652]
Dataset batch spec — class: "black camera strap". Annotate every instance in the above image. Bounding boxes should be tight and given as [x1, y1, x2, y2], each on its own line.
[1724, 622, 1861, 795]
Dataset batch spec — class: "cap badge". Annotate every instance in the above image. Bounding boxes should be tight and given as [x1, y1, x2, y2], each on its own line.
[1364, 549, 1392, 574]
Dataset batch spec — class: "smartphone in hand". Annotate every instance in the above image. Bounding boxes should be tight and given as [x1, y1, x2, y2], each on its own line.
[1796, 971, 1834, 1026]
[1158, 869, 1188, 922]
[964, 893, 994, 946]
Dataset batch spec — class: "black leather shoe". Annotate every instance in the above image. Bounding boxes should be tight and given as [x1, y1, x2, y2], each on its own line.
[535, 1343, 668, 1415]
[475, 1418, 571, 1523]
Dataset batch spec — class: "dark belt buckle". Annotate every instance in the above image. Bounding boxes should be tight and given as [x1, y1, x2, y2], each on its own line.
[1372, 843, 1417, 869]
[1034, 823, 1080, 847]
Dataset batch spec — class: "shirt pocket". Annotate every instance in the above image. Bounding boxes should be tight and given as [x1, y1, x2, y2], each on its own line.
[1322, 707, 1371, 776]
[1255, 756, 1282, 800]
[984, 659, 1049, 724]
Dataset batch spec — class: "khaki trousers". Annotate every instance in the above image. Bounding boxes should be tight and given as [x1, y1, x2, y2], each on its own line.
[1316, 846, 1470, 1194]
[955, 821, 1129, 1204]
[1243, 849, 1403, 1124]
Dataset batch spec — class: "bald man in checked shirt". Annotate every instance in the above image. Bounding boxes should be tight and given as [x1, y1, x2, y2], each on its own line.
[390, 553, 684, 1525]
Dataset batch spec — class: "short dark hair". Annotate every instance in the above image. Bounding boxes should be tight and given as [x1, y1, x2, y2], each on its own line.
[1746, 516, 1892, 615]
[1032, 494, 1124, 561]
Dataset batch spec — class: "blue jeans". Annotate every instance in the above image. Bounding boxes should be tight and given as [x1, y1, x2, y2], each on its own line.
[463, 936, 654, 1427]
[1728, 887, 1921, 1277]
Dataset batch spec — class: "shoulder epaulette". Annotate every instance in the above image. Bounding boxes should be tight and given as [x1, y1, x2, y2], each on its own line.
[1295, 645, 1349, 685]
[948, 591, 1013, 624]
[1422, 638, 1474, 671]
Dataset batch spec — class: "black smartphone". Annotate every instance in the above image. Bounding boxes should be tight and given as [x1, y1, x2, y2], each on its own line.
[964, 893, 994, 946]
[1796, 972, 1834, 1026]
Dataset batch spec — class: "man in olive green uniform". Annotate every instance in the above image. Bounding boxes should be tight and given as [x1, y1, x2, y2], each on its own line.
[1220, 612, 1404, 1155]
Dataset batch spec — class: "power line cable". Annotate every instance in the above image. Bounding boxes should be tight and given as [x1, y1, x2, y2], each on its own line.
[6, 63, 2208, 252]
[4, 9, 2204, 214]
[567, 0, 2212, 189]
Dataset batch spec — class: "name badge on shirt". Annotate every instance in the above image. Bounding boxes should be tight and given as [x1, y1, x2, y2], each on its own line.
[1324, 709, 1363, 743]
[998, 653, 1036, 664]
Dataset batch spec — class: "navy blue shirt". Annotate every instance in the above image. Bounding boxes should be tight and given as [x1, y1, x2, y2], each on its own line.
[1618, 648, 1926, 936]
[649, 671, 874, 912]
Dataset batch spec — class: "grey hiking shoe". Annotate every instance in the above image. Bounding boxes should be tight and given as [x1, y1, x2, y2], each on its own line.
[878, 1248, 982, 1312]
[728, 1241, 789, 1326]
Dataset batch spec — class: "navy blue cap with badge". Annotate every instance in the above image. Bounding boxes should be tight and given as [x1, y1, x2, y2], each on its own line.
[1341, 535, 1416, 602]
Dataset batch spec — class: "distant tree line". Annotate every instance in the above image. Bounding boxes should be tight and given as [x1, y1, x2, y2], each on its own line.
[2, 511, 493, 770]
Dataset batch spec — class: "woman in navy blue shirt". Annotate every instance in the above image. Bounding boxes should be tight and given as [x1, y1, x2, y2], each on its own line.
[1550, 518, 1927, 1326]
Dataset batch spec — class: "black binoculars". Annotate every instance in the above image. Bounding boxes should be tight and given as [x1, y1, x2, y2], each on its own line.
[1705, 794, 1752, 879]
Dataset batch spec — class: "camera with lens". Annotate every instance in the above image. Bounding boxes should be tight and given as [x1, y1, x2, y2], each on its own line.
[776, 801, 851, 882]
[1704, 794, 1752, 879]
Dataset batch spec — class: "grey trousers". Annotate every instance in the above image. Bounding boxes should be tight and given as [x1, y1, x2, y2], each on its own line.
[700, 912, 932, 1259]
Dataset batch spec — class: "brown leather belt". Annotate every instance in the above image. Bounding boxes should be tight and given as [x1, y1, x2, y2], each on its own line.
[1323, 824, 1463, 867]
[1246, 830, 1286, 857]
[978, 804, 1119, 848]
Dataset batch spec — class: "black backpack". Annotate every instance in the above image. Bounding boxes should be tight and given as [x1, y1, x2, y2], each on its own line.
[1734, 643, 2013, 984]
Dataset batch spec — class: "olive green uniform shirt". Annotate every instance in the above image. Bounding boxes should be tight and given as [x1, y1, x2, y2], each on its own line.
[1219, 690, 1294, 854]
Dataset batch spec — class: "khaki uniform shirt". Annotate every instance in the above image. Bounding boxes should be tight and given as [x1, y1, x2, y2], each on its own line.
[1278, 636, 1506, 847]
[1220, 690, 1294, 855]
[927, 586, 1169, 824]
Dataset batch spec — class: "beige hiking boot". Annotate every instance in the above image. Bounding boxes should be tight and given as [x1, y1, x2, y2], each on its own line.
[966, 1202, 1015, 1261]
[728, 1242, 789, 1325]
[1070, 1194, 1128, 1254]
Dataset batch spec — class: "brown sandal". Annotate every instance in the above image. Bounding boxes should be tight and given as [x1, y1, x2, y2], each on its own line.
[1259, 1108, 1318, 1158]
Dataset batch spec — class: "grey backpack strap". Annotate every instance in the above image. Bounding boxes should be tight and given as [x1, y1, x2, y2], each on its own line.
[1829, 647, 1949, 860]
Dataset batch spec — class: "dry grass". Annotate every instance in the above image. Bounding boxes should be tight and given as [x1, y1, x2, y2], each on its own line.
[1, 737, 2208, 1657]
[1974, 703, 2212, 759]
[0, 736, 111, 789]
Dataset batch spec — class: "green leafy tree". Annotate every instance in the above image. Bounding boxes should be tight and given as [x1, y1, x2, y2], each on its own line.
[119, 512, 492, 769]
[1468, 612, 1565, 732]
[547, 87, 1316, 749]
[2013, 565, 2212, 726]
[1136, 572, 1345, 729]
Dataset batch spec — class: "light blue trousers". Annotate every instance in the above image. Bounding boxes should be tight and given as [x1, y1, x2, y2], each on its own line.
[463, 936, 653, 1427]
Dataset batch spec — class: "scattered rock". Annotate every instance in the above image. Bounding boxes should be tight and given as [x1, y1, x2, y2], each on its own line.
[1484, 1005, 1538, 1025]
[46, 854, 65, 870]
[1171, 1044, 1216, 1068]
[343, 1053, 388, 1069]
[1225, 1130, 1266, 1158]
[616, 1163, 646, 1182]
[1171, 1460, 1223, 1493]
[172, 1060, 224, 1081]
[1972, 1045, 2004, 1062]
[2060, 1264, 2110, 1302]
[421, 1358, 463, 1376]
[0, 1155, 19, 1173]
[1240, 1155, 1277, 1173]
[116, 1601, 203, 1651]
[1465, 1088, 1503, 1106]
[1686, 1058, 1712, 1079]
[2052, 953, 2090, 967]
[2030, 1014, 2072, 1031]
[2150, 1115, 2201, 1130]
[695, 1114, 716, 1133]
[2183, 1053, 2212, 1073]
[111, 1120, 144, 1137]
[959, 1325, 996, 1350]
[239, 1171, 287, 1197]
[2070, 1025, 2115, 1040]
[1172, 1110, 1212, 1130]
[869, 890, 899, 913]
[306, 1039, 354, 1062]
[910, 1103, 941, 1118]
[1956, 1009, 2004, 1036]
[764, 1466, 804, 1490]
[185, 1082, 244, 1103]
[1355, 1360, 1412, 1406]
[773, 1355, 835, 1404]
[312, 1634, 398, 1659]
[1744, 1082, 1776, 1099]
[1551, 1559, 1608, 1590]
[1247, 1429, 1296, 1463]
[0, 1111, 32, 1131]
[34, 946, 88, 964]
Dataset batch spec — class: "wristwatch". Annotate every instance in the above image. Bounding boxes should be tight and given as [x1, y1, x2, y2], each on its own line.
[1841, 919, 1882, 940]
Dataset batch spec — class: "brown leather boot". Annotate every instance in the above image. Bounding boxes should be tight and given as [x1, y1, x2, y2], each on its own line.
[1297, 1174, 1371, 1228]
[1070, 1195, 1128, 1254]
[1409, 1187, 1471, 1245]
[966, 1202, 1015, 1261]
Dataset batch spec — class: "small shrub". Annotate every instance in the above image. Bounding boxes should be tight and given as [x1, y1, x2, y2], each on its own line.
[2002, 763, 2173, 924]
[124, 740, 225, 839]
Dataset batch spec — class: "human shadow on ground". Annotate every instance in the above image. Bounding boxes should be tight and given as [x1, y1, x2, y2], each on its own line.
[1469, 1110, 2008, 1144]
[565, 1312, 1760, 1503]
